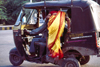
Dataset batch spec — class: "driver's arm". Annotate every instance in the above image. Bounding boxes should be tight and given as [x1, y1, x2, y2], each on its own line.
[30, 21, 47, 36]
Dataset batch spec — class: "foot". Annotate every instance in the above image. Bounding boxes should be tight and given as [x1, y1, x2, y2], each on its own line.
[28, 52, 35, 58]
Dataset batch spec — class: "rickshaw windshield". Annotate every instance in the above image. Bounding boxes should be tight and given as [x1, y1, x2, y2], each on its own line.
[15, 10, 23, 26]
[15, 9, 43, 26]
[23, 9, 38, 24]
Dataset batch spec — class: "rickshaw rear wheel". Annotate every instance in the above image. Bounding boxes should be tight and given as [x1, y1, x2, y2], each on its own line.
[79, 56, 90, 65]
[61, 58, 81, 67]
[9, 54, 24, 66]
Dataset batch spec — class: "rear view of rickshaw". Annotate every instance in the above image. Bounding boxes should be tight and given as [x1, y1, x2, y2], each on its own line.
[9, 0, 100, 67]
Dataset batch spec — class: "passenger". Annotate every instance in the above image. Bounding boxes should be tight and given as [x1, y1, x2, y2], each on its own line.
[47, 10, 71, 60]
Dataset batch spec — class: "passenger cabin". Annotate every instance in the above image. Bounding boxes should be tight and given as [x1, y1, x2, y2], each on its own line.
[22, 0, 100, 33]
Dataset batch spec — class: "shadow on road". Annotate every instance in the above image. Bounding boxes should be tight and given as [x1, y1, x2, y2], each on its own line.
[0, 65, 23, 67]
[0, 65, 58, 67]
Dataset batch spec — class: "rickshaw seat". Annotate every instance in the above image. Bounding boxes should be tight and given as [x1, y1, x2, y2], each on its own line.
[34, 42, 46, 46]
[34, 42, 46, 57]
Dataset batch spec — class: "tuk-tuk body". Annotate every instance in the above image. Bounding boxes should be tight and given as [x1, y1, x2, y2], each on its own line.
[10, 0, 100, 67]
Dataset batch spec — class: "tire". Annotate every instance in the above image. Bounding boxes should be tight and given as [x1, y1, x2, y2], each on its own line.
[80, 56, 90, 65]
[61, 58, 81, 67]
[9, 54, 24, 66]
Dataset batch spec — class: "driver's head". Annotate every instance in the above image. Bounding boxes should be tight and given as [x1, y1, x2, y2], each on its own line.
[42, 10, 49, 19]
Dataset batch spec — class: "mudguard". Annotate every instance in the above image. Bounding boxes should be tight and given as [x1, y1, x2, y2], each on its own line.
[9, 47, 21, 57]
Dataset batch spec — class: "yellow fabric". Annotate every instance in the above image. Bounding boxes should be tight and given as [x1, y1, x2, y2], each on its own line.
[48, 11, 65, 59]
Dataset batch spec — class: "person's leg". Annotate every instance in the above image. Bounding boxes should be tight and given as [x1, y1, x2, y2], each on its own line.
[39, 38, 46, 57]
[29, 38, 39, 54]
[29, 38, 46, 54]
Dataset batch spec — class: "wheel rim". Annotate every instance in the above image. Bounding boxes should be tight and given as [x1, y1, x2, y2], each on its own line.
[65, 61, 76, 67]
[12, 55, 20, 63]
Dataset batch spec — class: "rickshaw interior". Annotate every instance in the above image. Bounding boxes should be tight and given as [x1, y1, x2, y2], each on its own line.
[18, 7, 71, 56]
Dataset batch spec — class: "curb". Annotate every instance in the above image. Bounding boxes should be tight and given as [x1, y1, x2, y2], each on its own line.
[0, 26, 14, 30]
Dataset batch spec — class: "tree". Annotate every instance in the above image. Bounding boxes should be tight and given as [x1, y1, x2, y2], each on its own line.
[4, 0, 29, 24]
[0, 0, 7, 21]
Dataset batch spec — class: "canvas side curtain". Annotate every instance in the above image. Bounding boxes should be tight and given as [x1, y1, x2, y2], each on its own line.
[47, 11, 65, 59]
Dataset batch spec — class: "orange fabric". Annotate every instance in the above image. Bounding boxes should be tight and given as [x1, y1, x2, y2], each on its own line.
[47, 11, 65, 59]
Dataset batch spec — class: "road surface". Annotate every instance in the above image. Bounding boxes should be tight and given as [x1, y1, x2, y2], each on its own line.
[0, 30, 100, 67]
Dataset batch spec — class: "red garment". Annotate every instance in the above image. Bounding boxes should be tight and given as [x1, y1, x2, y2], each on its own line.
[49, 11, 58, 15]
[48, 11, 65, 59]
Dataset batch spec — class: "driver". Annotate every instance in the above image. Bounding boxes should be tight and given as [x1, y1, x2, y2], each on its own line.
[24, 10, 49, 57]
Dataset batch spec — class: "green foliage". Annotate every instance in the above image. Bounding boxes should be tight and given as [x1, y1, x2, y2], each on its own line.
[0, 0, 7, 20]
[4, 0, 29, 24]
[5, 0, 29, 19]
[0, 0, 30, 24]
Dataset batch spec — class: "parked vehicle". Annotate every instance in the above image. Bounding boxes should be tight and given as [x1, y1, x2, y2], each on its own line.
[9, 0, 100, 67]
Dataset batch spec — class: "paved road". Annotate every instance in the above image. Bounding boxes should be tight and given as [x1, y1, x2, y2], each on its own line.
[0, 30, 100, 67]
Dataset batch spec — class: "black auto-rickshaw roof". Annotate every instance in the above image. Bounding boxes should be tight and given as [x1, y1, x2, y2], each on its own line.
[23, 0, 100, 33]
[23, 0, 91, 9]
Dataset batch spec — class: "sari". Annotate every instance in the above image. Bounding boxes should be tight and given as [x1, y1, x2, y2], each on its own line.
[48, 11, 65, 59]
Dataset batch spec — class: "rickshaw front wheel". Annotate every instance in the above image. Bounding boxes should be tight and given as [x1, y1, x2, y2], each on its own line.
[61, 58, 81, 67]
[9, 54, 24, 66]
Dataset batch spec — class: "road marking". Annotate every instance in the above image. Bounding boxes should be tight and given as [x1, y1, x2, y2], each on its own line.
[0, 27, 14, 30]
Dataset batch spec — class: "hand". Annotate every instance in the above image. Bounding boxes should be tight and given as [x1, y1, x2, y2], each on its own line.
[67, 28, 71, 33]
[24, 29, 30, 35]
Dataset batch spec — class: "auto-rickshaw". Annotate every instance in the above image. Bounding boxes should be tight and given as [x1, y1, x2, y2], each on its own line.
[9, 0, 100, 67]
